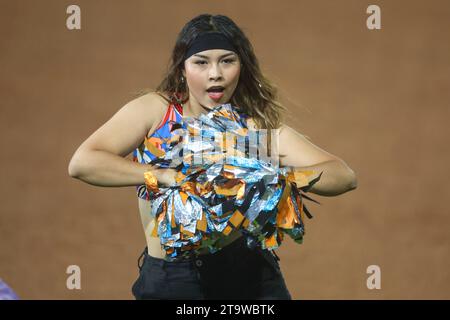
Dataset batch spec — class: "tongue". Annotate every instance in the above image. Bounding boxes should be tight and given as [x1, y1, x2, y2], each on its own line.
[208, 91, 224, 100]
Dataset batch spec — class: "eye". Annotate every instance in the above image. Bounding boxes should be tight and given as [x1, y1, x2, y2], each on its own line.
[195, 60, 207, 65]
[223, 59, 236, 64]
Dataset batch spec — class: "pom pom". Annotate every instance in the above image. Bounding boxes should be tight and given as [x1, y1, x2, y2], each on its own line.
[146, 103, 321, 260]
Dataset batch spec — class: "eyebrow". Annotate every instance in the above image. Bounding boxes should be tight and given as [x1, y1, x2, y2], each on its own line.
[193, 52, 236, 59]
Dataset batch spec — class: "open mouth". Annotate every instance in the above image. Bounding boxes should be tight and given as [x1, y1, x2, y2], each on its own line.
[206, 86, 225, 100]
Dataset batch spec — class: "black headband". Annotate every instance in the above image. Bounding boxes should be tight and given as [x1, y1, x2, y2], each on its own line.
[184, 32, 238, 61]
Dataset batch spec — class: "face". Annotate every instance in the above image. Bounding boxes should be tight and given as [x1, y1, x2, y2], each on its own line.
[183, 49, 241, 109]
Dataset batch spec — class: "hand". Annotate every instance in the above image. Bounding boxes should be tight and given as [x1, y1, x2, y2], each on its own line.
[153, 167, 178, 188]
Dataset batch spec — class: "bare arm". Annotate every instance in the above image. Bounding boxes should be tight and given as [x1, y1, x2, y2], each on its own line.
[68, 92, 169, 187]
[278, 124, 357, 196]
[287, 160, 357, 196]
[68, 150, 155, 187]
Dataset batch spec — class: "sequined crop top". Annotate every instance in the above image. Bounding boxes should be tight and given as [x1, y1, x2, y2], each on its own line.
[132, 95, 183, 200]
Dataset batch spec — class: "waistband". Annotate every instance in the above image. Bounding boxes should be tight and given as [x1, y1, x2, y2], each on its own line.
[137, 234, 280, 270]
[138, 234, 247, 267]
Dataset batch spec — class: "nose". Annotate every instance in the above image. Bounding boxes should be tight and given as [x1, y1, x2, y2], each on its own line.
[208, 63, 223, 81]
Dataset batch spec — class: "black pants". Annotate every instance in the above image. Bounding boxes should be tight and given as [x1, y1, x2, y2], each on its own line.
[131, 236, 292, 300]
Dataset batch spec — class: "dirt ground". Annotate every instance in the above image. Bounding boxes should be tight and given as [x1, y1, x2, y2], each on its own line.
[1, 0, 449, 299]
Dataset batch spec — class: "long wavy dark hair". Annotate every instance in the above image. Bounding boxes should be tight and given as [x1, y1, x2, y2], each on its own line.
[138, 14, 288, 130]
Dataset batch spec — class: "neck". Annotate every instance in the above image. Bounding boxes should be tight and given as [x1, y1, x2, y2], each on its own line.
[183, 93, 223, 118]
[183, 100, 210, 118]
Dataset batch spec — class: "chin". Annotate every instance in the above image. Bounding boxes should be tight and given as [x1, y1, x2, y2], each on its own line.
[206, 100, 220, 107]
[211, 98, 228, 106]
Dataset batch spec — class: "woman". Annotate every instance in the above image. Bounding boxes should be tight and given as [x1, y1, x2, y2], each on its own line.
[68, 14, 357, 300]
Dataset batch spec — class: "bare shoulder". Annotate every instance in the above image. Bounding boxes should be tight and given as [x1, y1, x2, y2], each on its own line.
[279, 123, 311, 141]
[127, 91, 170, 117]
[128, 91, 171, 129]
[72, 91, 171, 158]
[278, 123, 339, 167]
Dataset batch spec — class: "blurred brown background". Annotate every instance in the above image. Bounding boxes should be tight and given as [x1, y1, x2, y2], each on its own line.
[1, 0, 449, 299]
